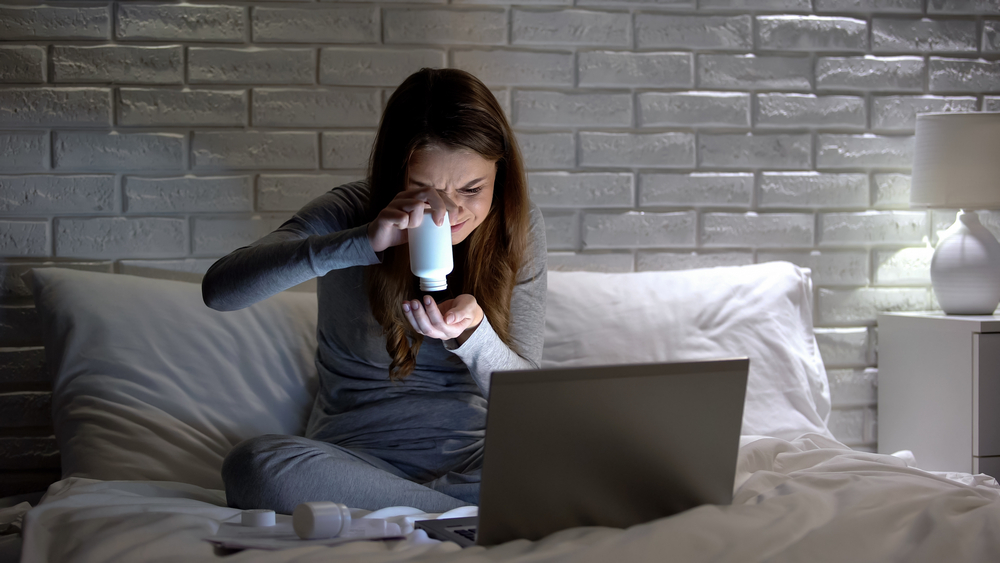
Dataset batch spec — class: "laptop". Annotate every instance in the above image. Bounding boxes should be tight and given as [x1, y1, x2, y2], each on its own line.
[415, 358, 749, 547]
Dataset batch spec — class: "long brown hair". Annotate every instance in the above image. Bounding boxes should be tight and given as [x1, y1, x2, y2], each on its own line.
[366, 68, 530, 380]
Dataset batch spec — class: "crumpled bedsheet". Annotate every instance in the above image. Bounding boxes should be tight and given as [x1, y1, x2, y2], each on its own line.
[20, 434, 1000, 563]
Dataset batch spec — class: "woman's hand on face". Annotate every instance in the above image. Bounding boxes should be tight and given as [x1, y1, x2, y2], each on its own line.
[402, 294, 484, 344]
[367, 186, 458, 253]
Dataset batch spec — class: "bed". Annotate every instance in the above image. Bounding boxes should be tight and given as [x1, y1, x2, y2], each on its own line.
[11, 262, 1000, 562]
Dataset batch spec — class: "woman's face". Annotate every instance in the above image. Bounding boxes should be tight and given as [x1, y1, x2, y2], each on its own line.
[406, 145, 497, 245]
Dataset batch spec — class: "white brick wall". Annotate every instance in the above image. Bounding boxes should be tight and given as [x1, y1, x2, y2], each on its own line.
[2, 1, 999, 462]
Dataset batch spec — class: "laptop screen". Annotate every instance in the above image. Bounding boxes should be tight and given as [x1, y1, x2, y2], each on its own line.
[476, 358, 749, 546]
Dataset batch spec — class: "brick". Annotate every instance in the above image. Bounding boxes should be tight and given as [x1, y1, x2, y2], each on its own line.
[192, 216, 288, 256]
[635, 14, 751, 50]
[0, 88, 112, 127]
[385, 9, 505, 45]
[583, 211, 696, 249]
[0, 261, 112, 303]
[541, 210, 579, 250]
[699, 134, 811, 170]
[872, 173, 910, 209]
[986, 21, 1000, 53]
[817, 287, 928, 325]
[816, 56, 924, 92]
[55, 217, 187, 259]
[320, 48, 445, 86]
[512, 9, 629, 46]
[872, 18, 977, 53]
[516, 132, 575, 169]
[639, 92, 749, 127]
[455, 0, 564, 4]
[189, 48, 316, 85]
[637, 251, 753, 271]
[817, 134, 914, 169]
[816, 330, 872, 369]
[253, 88, 381, 128]
[513, 91, 631, 127]
[0, 175, 116, 215]
[322, 131, 376, 169]
[578, 52, 691, 88]
[759, 172, 868, 208]
[873, 247, 933, 285]
[0, 222, 48, 257]
[54, 132, 184, 172]
[698, 55, 811, 91]
[118, 88, 247, 127]
[191, 132, 317, 170]
[580, 132, 696, 168]
[700, 0, 809, 9]
[253, 7, 377, 43]
[452, 50, 573, 86]
[577, 0, 692, 5]
[827, 408, 866, 446]
[528, 172, 633, 207]
[987, 97, 1000, 112]
[257, 174, 358, 211]
[757, 15, 868, 52]
[124, 176, 252, 213]
[0, 348, 47, 386]
[758, 249, 869, 285]
[702, 212, 814, 247]
[928, 0, 1000, 14]
[976, 211, 1000, 240]
[0, 392, 51, 428]
[639, 172, 752, 207]
[756, 94, 865, 129]
[931, 209, 963, 243]
[929, 58, 1000, 93]
[0, 470, 61, 498]
[871, 96, 978, 131]
[0, 132, 48, 172]
[0, 46, 45, 83]
[52, 46, 182, 85]
[828, 369, 878, 407]
[117, 4, 244, 42]
[547, 252, 633, 272]
[815, 0, 922, 12]
[0, 437, 59, 470]
[819, 211, 927, 245]
[0, 306, 42, 346]
[0, 6, 110, 40]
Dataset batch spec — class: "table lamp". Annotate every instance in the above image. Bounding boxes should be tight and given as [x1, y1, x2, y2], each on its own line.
[910, 112, 1000, 316]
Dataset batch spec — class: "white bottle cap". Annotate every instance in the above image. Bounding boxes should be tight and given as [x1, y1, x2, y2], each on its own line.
[241, 509, 276, 527]
[419, 277, 448, 292]
[292, 502, 351, 540]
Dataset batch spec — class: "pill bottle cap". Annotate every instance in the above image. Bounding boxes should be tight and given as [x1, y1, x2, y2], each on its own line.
[419, 277, 447, 292]
[241, 509, 276, 527]
[292, 502, 351, 540]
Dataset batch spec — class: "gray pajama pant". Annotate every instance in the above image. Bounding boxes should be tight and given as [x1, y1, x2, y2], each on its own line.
[222, 434, 481, 514]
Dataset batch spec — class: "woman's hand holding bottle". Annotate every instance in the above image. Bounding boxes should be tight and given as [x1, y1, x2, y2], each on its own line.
[367, 186, 456, 253]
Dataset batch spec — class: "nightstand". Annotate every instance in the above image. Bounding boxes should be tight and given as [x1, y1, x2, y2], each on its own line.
[877, 312, 1000, 478]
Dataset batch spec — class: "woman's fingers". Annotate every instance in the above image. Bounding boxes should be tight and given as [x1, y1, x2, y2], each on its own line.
[402, 297, 468, 340]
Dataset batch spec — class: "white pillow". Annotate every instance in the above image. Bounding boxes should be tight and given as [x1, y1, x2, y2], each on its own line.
[542, 262, 831, 440]
[30, 268, 319, 490]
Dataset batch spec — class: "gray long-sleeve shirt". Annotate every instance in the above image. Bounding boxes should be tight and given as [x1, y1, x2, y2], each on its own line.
[203, 181, 546, 477]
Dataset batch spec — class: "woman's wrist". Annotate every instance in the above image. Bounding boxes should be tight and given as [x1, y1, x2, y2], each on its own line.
[455, 318, 482, 346]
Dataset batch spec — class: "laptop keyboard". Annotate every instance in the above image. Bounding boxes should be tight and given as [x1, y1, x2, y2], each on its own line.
[450, 527, 477, 542]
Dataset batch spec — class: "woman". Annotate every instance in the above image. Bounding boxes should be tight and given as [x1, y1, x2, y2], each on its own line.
[202, 68, 547, 514]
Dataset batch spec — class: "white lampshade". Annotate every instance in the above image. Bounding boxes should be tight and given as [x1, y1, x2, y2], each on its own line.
[910, 112, 1000, 316]
[911, 112, 1000, 209]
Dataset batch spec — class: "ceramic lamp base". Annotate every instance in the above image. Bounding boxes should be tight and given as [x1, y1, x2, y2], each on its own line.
[930, 210, 1000, 315]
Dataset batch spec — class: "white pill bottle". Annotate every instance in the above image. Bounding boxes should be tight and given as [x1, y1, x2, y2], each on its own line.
[408, 210, 453, 292]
